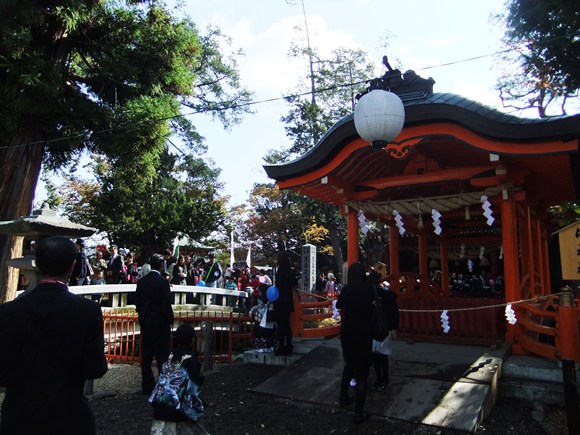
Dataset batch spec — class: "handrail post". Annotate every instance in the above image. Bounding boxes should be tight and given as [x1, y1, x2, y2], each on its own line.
[558, 285, 579, 435]
[291, 292, 304, 338]
[228, 312, 233, 364]
[202, 320, 214, 372]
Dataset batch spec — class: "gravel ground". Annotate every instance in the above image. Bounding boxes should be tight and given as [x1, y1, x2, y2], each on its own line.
[88, 361, 570, 435]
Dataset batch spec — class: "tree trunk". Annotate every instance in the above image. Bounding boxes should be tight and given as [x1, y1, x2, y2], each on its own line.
[328, 226, 344, 282]
[0, 134, 44, 302]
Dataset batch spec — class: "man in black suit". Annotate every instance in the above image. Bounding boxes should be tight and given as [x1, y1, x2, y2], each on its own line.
[70, 237, 90, 286]
[135, 253, 174, 395]
[0, 236, 108, 434]
[106, 244, 124, 284]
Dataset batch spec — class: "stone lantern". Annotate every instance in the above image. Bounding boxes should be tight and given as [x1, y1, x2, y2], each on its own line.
[0, 205, 96, 293]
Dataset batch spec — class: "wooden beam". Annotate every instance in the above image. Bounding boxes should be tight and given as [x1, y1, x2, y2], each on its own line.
[359, 166, 493, 190]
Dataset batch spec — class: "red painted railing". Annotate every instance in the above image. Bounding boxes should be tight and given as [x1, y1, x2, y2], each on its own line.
[102, 310, 254, 366]
[396, 297, 506, 346]
[513, 293, 580, 361]
[292, 291, 340, 339]
[103, 293, 339, 366]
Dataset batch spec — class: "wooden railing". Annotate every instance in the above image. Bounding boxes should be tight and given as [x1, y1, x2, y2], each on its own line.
[513, 292, 580, 361]
[292, 291, 340, 339]
[103, 291, 340, 366]
[103, 309, 254, 365]
[396, 297, 506, 345]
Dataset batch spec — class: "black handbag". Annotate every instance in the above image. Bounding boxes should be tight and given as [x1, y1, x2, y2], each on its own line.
[371, 285, 389, 341]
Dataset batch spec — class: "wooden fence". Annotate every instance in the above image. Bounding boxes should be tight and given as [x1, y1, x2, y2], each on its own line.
[103, 310, 254, 366]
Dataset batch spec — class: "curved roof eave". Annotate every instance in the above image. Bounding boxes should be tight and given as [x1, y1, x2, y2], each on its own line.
[263, 93, 580, 181]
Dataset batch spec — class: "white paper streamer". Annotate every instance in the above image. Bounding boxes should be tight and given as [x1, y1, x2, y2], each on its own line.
[431, 208, 442, 236]
[481, 195, 495, 226]
[440, 309, 450, 334]
[393, 209, 406, 236]
[332, 300, 340, 319]
[505, 304, 517, 325]
[358, 210, 369, 234]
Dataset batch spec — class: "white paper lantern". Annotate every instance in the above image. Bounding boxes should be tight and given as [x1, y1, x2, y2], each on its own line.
[354, 89, 405, 149]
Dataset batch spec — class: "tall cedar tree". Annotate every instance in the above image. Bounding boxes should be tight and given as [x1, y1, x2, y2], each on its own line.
[0, 1, 250, 301]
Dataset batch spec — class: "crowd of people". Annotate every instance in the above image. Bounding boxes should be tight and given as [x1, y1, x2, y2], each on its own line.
[427, 269, 504, 297]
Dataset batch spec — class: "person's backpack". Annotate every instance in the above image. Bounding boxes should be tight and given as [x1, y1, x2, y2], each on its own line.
[148, 353, 205, 421]
[371, 286, 389, 341]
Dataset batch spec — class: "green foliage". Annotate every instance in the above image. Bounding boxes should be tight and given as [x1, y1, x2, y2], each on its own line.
[495, 0, 580, 116]
[0, 0, 252, 179]
[277, 46, 375, 160]
[548, 201, 580, 228]
[59, 151, 226, 258]
[259, 46, 373, 265]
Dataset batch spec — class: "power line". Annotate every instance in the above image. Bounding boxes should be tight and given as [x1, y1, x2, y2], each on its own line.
[2, 30, 579, 152]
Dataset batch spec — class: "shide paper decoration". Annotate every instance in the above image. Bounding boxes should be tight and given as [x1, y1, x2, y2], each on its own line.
[393, 209, 405, 235]
[440, 310, 450, 334]
[505, 304, 517, 325]
[431, 209, 442, 235]
[332, 300, 340, 319]
[481, 195, 495, 226]
[358, 210, 369, 234]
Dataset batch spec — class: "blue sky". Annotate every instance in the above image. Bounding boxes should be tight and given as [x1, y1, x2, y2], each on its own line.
[36, 0, 509, 208]
[181, 0, 508, 205]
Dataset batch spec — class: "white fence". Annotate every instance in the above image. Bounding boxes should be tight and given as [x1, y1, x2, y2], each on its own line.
[68, 284, 248, 308]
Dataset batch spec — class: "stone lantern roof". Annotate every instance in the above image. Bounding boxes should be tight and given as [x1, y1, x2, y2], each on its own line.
[0, 204, 96, 239]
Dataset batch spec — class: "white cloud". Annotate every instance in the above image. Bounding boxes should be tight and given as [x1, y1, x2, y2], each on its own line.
[427, 34, 461, 48]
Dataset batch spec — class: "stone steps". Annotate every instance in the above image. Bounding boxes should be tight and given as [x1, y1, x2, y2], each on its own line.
[241, 338, 326, 366]
[422, 355, 502, 432]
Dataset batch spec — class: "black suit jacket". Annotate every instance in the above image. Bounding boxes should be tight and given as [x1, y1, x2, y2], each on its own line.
[106, 255, 124, 284]
[135, 270, 174, 331]
[71, 249, 89, 285]
[0, 282, 108, 434]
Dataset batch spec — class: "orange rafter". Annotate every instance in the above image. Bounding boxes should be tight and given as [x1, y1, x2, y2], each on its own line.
[359, 165, 493, 190]
[277, 123, 578, 193]
[278, 138, 368, 189]
[398, 123, 578, 155]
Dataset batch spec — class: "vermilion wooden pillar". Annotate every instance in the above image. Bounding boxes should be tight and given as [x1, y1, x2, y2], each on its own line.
[540, 228, 551, 294]
[418, 230, 428, 277]
[525, 206, 536, 297]
[440, 240, 449, 296]
[501, 194, 521, 345]
[388, 222, 400, 293]
[347, 206, 359, 266]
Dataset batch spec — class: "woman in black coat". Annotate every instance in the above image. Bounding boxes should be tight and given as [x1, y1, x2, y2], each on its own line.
[336, 262, 375, 424]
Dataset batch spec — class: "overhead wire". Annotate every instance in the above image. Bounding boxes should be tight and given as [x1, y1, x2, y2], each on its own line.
[1, 29, 579, 152]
